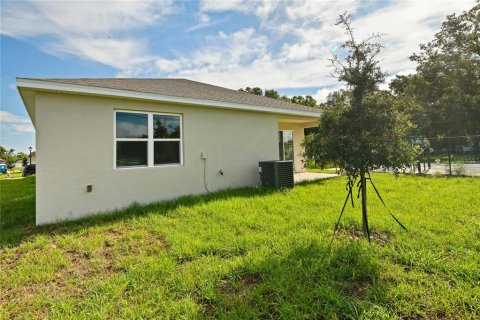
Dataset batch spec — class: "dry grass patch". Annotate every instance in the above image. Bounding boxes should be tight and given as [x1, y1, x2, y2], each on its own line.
[218, 272, 262, 298]
[334, 225, 391, 246]
[0, 226, 167, 317]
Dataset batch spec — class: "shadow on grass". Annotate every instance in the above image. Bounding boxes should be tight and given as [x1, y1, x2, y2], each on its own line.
[0, 177, 337, 248]
[204, 241, 385, 319]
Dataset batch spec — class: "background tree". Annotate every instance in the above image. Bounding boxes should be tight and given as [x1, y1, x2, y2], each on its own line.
[240, 87, 320, 108]
[303, 13, 414, 240]
[291, 95, 318, 108]
[390, 3, 479, 137]
[264, 89, 280, 99]
[3, 149, 19, 171]
[239, 87, 263, 95]
[0, 146, 6, 159]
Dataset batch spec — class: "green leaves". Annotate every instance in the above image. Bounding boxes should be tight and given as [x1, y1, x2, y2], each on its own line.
[1, 148, 21, 170]
[304, 90, 414, 177]
[396, 4, 480, 137]
[304, 14, 415, 178]
[239, 87, 320, 108]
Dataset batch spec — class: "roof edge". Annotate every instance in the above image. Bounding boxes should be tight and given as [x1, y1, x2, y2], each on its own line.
[16, 78, 321, 118]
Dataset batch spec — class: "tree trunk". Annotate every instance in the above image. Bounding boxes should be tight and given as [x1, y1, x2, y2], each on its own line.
[360, 171, 370, 242]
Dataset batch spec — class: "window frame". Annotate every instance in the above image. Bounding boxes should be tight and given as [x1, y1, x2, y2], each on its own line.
[114, 110, 183, 169]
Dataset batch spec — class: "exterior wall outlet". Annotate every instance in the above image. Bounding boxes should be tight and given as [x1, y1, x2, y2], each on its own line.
[201, 152, 208, 159]
[86, 184, 93, 192]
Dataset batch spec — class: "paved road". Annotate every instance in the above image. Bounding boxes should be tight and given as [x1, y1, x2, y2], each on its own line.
[382, 163, 480, 176]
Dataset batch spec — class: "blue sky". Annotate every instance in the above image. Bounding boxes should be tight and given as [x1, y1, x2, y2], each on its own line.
[0, 0, 474, 152]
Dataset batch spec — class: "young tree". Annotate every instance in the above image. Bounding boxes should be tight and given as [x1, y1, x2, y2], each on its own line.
[303, 13, 414, 240]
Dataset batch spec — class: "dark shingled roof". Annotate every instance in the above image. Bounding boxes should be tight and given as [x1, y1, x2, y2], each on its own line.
[20, 78, 320, 114]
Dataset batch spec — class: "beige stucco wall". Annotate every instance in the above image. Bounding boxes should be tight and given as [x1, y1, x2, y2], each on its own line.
[35, 92, 279, 224]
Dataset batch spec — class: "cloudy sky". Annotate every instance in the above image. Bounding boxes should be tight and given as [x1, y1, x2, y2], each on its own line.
[0, 0, 475, 152]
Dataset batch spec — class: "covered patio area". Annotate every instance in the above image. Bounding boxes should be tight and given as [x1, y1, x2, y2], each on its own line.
[277, 116, 319, 173]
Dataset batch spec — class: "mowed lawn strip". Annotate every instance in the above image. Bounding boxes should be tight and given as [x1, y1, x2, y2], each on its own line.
[0, 174, 479, 319]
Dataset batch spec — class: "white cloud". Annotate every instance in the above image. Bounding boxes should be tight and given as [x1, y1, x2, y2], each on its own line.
[1, 0, 171, 37]
[1, 0, 179, 73]
[0, 111, 35, 133]
[187, 12, 213, 31]
[116, 121, 147, 138]
[181, 0, 474, 89]
[313, 86, 339, 104]
[281, 42, 313, 61]
[1, 0, 475, 92]
[152, 28, 271, 82]
[380, 69, 417, 91]
[199, 0, 250, 13]
[351, 1, 472, 75]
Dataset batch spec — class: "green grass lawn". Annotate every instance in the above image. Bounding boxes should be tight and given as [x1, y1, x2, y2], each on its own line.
[1, 174, 479, 319]
[0, 167, 24, 180]
[305, 160, 338, 174]
[307, 167, 338, 174]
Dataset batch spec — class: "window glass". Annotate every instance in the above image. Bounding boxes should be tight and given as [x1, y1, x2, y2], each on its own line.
[116, 141, 148, 167]
[278, 130, 294, 161]
[278, 131, 284, 160]
[283, 131, 294, 161]
[154, 141, 180, 165]
[116, 112, 148, 138]
[153, 115, 180, 139]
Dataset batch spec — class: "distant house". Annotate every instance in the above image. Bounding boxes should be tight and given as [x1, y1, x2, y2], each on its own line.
[17, 78, 320, 225]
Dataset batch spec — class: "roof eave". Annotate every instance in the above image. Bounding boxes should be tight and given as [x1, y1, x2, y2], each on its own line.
[17, 87, 36, 127]
[16, 78, 321, 118]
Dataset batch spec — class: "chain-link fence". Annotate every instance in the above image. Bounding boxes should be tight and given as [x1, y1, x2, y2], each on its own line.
[409, 135, 480, 176]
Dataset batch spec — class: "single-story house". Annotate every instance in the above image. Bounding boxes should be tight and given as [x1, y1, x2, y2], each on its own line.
[17, 78, 320, 225]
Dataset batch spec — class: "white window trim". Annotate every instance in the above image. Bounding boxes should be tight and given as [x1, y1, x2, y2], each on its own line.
[114, 110, 183, 169]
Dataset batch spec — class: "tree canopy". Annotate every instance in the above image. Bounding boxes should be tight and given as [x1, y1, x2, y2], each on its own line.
[1, 148, 20, 170]
[239, 87, 320, 108]
[264, 89, 280, 99]
[239, 87, 263, 96]
[290, 95, 318, 108]
[390, 3, 480, 137]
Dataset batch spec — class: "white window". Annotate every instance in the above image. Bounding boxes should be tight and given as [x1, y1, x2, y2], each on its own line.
[114, 110, 182, 168]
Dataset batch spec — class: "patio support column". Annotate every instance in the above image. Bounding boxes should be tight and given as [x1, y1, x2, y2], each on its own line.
[292, 125, 305, 173]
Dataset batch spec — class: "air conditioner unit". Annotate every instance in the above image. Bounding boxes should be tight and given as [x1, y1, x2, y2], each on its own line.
[259, 160, 294, 189]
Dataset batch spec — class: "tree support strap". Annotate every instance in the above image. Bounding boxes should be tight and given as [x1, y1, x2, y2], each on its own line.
[366, 172, 408, 231]
[329, 177, 356, 248]
[330, 172, 408, 247]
